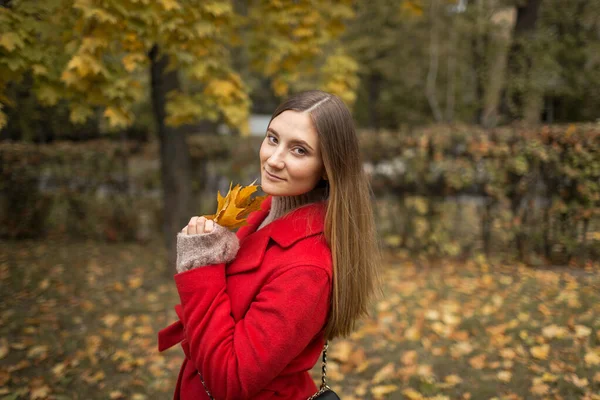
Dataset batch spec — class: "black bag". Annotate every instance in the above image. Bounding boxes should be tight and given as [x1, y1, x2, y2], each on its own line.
[199, 341, 341, 399]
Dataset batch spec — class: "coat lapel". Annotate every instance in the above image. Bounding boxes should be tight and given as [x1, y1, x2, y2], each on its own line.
[227, 197, 273, 274]
[227, 196, 327, 275]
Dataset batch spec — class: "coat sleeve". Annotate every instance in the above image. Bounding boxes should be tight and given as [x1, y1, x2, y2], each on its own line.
[174, 262, 331, 399]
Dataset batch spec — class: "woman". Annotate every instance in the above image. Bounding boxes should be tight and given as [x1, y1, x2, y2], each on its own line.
[158, 90, 381, 399]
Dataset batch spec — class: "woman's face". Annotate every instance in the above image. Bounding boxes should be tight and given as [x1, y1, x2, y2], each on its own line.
[259, 110, 325, 196]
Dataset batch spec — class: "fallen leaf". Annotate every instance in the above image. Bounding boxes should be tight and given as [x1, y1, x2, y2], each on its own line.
[574, 325, 591, 338]
[26, 345, 48, 361]
[400, 388, 422, 399]
[497, 371, 512, 382]
[370, 385, 400, 397]
[569, 374, 588, 388]
[401, 350, 418, 366]
[584, 350, 600, 366]
[530, 344, 550, 360]
[128, 277, 142, 289]
[541, 372, 558, 382]
[469, 354, 486, 369]
[530, 382, 549, 395]
[102, 314, 120, 328]
[445, 374, 463, 386]
[110, 391, 125, 399]
[51, 362, 67, 376]
[542, 324, 569, 339]
[329, 340, 353, 363]
[499, 348, 516, 359]
[405, 326, 421, 341]
[371, 362, 395, 384]
[7, 359, 30, 372]
[30, 385, 51, 399]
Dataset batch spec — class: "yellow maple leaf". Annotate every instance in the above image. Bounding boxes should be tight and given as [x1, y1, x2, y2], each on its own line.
[205, 181, 267, 230]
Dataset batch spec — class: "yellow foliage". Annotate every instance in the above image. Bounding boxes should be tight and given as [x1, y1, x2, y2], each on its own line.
[400, 0, 424, 17]
[121, 53, 146, 72]
[204, 79, 237, 98]
[32, 64, 48, 76]
[159, 0, 181, 11]
[104, 107, 132, 129]
[272, 79, 289, 97]
[36, 85, 60, 106]
[69, 104, 94, 124]
[0, 32, 24, 52]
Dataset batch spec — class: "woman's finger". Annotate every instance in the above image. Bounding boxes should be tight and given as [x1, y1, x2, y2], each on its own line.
[181, 226, 188, 234]
[188, 216, 198, 235]
[204, 219, 214, 233]
[196, 216, 206, 234]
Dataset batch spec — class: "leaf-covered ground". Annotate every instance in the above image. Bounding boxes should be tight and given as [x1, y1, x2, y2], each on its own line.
[1, 240, 599, 399]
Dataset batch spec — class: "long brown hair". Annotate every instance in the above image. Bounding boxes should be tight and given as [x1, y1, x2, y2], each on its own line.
[269, 90, 382, 339]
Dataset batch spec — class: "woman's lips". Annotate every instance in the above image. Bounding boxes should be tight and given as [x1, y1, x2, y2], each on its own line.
[265, 170, 285, 181]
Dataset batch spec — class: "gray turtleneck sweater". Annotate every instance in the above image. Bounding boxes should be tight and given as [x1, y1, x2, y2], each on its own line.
[256, 187, 328, 231]
[175, 187, 327, 273]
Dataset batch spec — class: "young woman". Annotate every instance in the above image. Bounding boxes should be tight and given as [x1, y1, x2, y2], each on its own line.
[158, 90, 381, 399]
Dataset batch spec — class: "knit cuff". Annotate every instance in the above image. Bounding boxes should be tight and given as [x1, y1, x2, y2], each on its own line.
[176, 224, 240, 273]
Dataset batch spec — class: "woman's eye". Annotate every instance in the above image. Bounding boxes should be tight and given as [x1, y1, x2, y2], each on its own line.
[293, 148, 306, 156]
[267, 135, 277, 144]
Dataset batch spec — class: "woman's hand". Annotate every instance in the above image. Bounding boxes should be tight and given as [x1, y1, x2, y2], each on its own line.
[176, 217, 239, 272]
[181, 216, 214, 235]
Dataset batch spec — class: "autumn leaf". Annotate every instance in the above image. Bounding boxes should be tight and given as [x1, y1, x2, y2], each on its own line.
[530, 382, 549, 395]
[574, 325, 592, 338]
[400, 388, 423, 399]
[27, 345, 48, 361]
[204, 181, 267, 230]
[584, 350, 600, 366]
[569, 374, 589, 388]
[497, 370, 512, 382]
[371, 385, 399, 398]
[469, 354, 486, 369]
[30, 385, 51, 399]
[443, 374, 463, 387]
[530, 344, 550, 360]
[371, 362, 395, 384]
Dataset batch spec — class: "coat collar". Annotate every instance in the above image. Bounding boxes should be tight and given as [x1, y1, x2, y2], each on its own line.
[229, 196, 327, 274]
[238, 195, 327, 246]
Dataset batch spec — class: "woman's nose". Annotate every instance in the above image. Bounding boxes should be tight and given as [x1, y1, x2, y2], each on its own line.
[266, 149, 285, 169]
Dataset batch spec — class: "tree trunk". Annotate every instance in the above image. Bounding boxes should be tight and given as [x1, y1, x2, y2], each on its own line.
[445, 18, 457, 123]
[426, 0, 444, 123]
[149, 45, 194, 275]
[501, 0, 543, 121]
[481, 7, 516, 128]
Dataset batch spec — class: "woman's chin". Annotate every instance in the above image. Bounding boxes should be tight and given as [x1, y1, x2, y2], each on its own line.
[260, 181, 278, 196]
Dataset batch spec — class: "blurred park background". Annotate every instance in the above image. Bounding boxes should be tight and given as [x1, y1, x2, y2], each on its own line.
[1, 0, 600, 399]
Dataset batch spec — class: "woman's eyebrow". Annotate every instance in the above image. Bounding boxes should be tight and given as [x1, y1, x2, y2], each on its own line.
[267, 127, 314, 151]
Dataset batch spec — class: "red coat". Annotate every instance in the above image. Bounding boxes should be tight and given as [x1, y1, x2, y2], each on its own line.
[158, 196, 332, 400]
